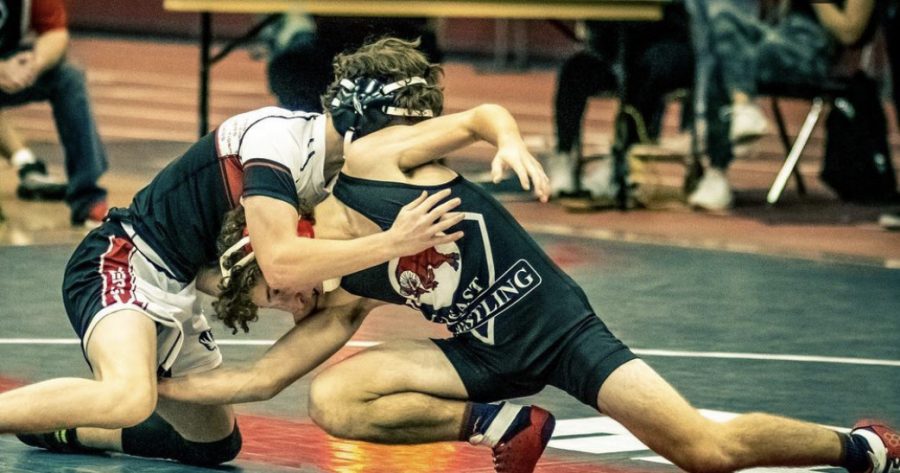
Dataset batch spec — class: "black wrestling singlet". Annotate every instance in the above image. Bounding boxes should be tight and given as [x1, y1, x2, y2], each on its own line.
[333, 172, 594, 343]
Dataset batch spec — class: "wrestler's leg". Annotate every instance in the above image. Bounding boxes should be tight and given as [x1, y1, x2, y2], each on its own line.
[69, 400, 240, 466]
[597, 359, 845, 473]
[309, 339, 469, 443]
[0, 309, 157, 434]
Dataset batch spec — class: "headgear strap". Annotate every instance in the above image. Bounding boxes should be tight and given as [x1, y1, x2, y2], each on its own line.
[329, 76, 434, 141]
[219, 218, 315, 283]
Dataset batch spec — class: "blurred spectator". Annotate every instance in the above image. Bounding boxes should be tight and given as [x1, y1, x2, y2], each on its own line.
[0, 0, 108, 226]
[687, 0, 884, 210]
[879, 0, 899, 229]
[547, 4, 694, 199]
[264, 14, 441, 112]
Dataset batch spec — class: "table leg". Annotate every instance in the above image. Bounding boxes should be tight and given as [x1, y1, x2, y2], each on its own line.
[612, 23, 632, 210]
[199, 12, 212, 137]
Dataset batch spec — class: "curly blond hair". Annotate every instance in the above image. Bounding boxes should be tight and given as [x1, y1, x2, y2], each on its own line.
[321, 36, 444, 118]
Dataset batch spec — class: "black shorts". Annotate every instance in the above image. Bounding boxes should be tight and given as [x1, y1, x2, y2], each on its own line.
[433, 311, 636, 407]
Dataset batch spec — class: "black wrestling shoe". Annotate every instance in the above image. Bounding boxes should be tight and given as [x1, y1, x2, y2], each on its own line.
[16, 161, 67, 201]
[17, 430, 99, 454]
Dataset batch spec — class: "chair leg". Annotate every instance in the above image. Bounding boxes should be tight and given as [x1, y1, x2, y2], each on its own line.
[770, 97, 791, 153]
[770, 97, 807, 194]
[766, 97, 825, 205]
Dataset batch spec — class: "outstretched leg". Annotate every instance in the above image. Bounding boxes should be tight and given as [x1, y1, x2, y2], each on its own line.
[597, 359, 886, 473]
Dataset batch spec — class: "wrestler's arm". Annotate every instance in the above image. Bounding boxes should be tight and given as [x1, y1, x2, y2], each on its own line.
[245, 193, 463, 294]
[383, 103, 550, 202]
[157, 289, 382, 404]
[195, 265, 222, 296]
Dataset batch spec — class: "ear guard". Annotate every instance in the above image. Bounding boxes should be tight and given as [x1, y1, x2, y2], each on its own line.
[329, 76, 434, 140]
[219, 218, 316, 283]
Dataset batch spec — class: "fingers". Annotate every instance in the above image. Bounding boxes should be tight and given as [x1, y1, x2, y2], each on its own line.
[424, 196, 462, 223]
[429, 211, 465, 235]
[406, 189, 454, 216]
[401, 190, 429, 211]
[433, 230, 464, 246]
[511, 159, 531, 192]
[491, 158, 505, 184]
[527, 161, 551, 203]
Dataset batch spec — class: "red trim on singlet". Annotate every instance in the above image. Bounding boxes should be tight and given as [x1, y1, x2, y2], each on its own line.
[219, 154, 244, 209]
[99, 235, 138, 307]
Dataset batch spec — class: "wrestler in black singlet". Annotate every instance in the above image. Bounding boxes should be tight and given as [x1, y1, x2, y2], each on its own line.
[334, 172, 636, 405]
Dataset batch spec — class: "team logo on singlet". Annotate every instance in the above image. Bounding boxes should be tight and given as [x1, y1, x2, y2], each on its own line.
[389, 242, 461, 311]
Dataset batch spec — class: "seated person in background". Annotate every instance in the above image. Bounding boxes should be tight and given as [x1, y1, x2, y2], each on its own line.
[878, 0, 899, 230]
[687, 0, 883, 210]
[548, 4, 694, 199]
[0, 0, 108, 226]
[158, 96, 899, 473]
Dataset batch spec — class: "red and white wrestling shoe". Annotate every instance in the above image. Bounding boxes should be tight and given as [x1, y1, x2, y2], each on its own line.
[492, 406, 555, 472]
[852, 421, 900, 473]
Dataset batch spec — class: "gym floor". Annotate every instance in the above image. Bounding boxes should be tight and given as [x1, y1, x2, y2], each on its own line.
[0, 34, 897, 472]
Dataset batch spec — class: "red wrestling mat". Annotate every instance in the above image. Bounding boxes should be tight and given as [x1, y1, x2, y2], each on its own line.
[237, 414, 661, 473]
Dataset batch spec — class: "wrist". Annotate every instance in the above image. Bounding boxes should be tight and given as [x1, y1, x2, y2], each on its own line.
[374, 230, 400, 260]
[496, 132, 524, 151]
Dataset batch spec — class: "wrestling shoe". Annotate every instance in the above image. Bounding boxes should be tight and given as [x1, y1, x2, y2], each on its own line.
[469, 403, 556, 473]
[851, 421, 900, 473]
[16, 161, 67, 201]
[17, 430, 99, 454]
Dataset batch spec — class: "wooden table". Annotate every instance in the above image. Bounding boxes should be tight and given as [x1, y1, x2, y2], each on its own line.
[165, 0, 668, 20]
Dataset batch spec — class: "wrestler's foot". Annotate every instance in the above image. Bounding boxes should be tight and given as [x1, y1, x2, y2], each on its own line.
[17, 430, 100, 454]
[851, 421, 900, 473]
[469, 403, 555, 473]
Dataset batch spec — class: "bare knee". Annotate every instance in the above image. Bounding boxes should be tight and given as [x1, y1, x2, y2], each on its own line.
[308, 369, 365, 439]
[98, 381, 157, 428]
[667, 418, 760, 473]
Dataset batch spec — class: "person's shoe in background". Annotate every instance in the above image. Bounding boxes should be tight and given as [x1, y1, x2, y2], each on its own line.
[580, 157, 617, 202]
[545, 150, 577, 197]
[879, 212, 900, 231]
[16, 160, 67, 201]
[728, 102, 769, 144]
[687, 167, 733, 211]
[72, 199, 108, 229]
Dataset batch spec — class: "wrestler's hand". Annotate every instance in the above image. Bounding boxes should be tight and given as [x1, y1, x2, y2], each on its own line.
[388, 189, 464, 256]
[491, 140, 551, 203]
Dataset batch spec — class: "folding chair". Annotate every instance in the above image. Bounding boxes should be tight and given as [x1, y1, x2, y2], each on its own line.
[759, 79, 849, 204]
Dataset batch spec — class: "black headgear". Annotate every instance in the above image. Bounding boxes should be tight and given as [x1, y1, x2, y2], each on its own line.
[329, 76, 434, 140]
